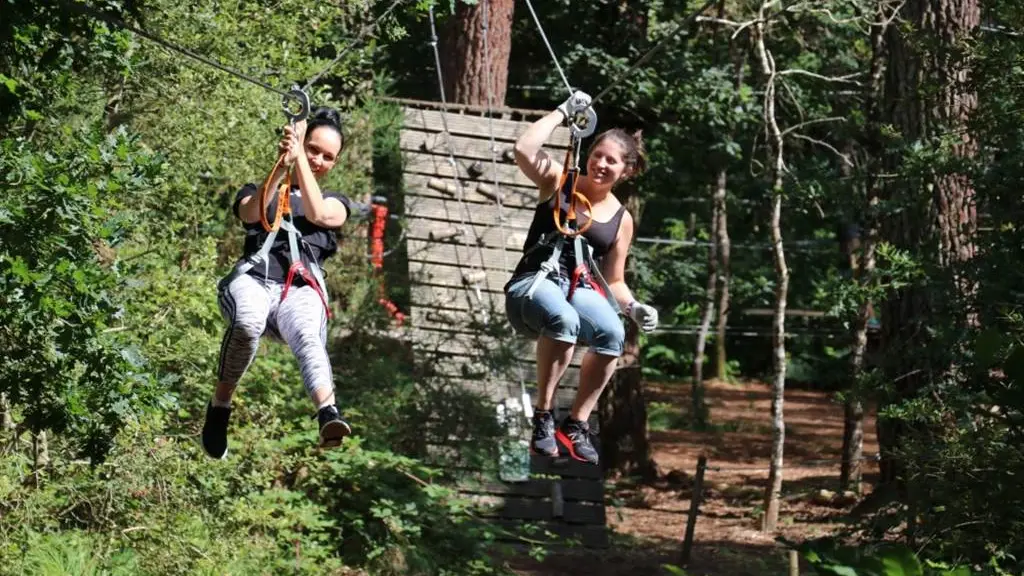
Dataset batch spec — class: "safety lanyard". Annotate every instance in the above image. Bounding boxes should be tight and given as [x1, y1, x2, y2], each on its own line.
[552, 137, 594, 238]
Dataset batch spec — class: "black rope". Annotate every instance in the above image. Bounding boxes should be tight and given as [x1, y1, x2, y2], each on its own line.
[702, 453, 882, 474]
[589, 0, 719, 106]
[300, 0, 406, 92]
[68, 1, 292, 98]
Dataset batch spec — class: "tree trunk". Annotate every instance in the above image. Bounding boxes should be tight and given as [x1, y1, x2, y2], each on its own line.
[599, 193, 657, 480]
[0, 393, 12, 432]
[692, 182, 719, 428]
[841, 0, 891, 493]
[877, 0, 979, 486]
[714, 50, 741, 381]
[753, 6, 789, 532]
[599, 321, 658, 480]
[442, 0, 514, 106]
[33, 430, 49, 469]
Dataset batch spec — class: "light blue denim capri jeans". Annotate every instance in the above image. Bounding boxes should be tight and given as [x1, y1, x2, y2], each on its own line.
[505, 273, 625, 357]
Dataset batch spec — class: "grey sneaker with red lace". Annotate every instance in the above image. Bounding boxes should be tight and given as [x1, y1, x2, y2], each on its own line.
[530, 409, 558, 457]
[555, 417, 599, 465]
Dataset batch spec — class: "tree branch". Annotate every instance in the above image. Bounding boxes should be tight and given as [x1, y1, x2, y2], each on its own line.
[781, 116, 846, 136]
[778, 69, 863, 85]
[788, 132, 854, 167]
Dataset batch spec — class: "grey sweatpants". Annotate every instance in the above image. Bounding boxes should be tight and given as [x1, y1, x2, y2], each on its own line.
[216, 273, 332, 397]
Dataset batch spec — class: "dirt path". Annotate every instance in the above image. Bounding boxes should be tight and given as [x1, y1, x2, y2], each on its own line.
[508, 379, 878, 576]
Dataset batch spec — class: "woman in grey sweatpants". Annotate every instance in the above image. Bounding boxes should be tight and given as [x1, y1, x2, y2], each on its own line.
[202, 106, 352, 459]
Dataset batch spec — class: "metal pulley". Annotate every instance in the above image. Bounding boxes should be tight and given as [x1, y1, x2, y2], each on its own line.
[563, 92, 597, 139]
[568, 105, 597, 139]
[281, 86, 310, 124]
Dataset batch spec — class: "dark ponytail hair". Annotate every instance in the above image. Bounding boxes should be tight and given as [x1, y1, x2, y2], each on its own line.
[306, 106, 345, 150]
[588, 128, 648, 182]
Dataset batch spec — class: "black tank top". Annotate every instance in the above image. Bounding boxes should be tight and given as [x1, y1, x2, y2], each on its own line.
[509, 195, 627, 282]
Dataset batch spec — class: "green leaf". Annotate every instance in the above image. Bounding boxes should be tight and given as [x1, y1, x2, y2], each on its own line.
[0, 74, 17, 94]
[876, 544, 922, 576]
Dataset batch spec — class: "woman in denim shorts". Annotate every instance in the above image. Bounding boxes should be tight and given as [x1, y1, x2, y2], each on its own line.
[505, 91, 660, 465]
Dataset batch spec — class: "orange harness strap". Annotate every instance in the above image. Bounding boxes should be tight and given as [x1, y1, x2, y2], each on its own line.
[258, 154, 293, 232]
[552, 146, 593, 237]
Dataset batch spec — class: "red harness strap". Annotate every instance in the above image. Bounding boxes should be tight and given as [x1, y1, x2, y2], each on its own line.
[370, 202, 406, 325]
[282, 261, 332, 319]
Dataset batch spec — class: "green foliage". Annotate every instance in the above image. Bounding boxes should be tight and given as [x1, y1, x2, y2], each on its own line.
[0, 420, 507, 576]
[0, 1, 517, 574]
[0, 126, 172, 460]
[792, 538, 1009, 576]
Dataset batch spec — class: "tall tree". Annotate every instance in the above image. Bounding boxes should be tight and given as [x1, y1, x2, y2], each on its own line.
[596, 1, 656, 481]
[840, 0, 899, 493]
[752, 0, 790, 532]
[877, 0, 979, 486]
[442, 0, 514, 106]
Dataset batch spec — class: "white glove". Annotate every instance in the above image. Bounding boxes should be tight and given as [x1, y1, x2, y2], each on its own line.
[627, 301, 659, 333]
[557, 90, 592, 121]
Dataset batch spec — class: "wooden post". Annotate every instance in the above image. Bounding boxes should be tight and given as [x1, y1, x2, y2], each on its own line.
[789, 550, 799, 575]
[680, 455, 707, 564]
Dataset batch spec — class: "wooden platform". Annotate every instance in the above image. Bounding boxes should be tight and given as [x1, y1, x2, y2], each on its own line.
[391, 97, 609, 548]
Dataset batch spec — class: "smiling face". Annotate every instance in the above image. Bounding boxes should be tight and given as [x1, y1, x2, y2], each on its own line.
[304, 126, 342, 179]
[585, 137, 631, 188]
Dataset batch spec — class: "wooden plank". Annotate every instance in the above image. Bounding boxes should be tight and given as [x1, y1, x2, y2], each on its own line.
[424, 366, 584, 394]
[408, 261, 513, 294]
[403, 195, 534, 227]
[401, 129, 521, 164]
[529, 454, 603, 479]
[410, 285, 506, 312]
[402, 107, 571, 145]
[404, 151, 538, 190]
[404, 173, 541, 211]
[407, 219, 531, 252]
[407, 240, 520, 273]
[458, 478, 603, 503]
[407, 327, 590, 366]
[476, 497, 606, 525]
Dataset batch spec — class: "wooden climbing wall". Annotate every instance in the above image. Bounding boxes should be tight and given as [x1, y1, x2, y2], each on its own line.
[392, 97, 609, 548]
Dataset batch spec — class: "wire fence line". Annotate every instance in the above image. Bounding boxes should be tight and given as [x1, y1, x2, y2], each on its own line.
[701, 452, 882, 475]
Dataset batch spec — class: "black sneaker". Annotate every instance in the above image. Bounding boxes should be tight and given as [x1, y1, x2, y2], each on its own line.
[317, 405, 352, 449]
[555, 417, 599, 465]
[202, 402, 231, 460]
[530, 410, 558, 457]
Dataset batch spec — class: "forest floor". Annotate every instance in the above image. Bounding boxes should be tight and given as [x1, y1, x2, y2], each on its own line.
[504, 378, 879, 576]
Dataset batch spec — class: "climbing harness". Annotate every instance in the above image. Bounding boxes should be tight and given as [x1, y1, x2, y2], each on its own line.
[218, 87, 332, 318]
[520, 142, 621, 316]
[73, 0, 410, 322]
[515, 0, 719, 314]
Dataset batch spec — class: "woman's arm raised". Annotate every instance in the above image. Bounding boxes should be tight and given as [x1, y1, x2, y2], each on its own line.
[513, 109, 565, 201]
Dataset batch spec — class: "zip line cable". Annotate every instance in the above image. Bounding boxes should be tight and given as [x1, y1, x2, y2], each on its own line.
[69, 0, 405, 106]
[521, 0, 574, 96]
[522, 0, 718, 107]
[67, 2, 291, 98]
[589, 0, 718, 106]
[301, 0, 406, 92]
[426, 4, 493, 319]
